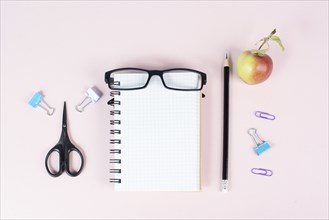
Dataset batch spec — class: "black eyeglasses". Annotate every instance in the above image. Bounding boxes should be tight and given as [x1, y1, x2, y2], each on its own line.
[105, 68, 207, 91]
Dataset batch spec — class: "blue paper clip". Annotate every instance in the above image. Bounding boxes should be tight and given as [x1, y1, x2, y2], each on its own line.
[28, 92, 55, 116]
[251, 168, 273, 176]
[248, 128, 271, 155]
[255, 111, 275, 120]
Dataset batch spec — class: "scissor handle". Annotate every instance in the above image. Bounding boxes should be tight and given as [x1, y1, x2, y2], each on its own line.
[45, 145, 65, 177]
[45, 144, 84, 177]
[64, 144, 84, 177]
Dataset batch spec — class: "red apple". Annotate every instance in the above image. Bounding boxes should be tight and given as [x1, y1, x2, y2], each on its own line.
[237, 29, 284, 85]
[237, 51, 273, 85]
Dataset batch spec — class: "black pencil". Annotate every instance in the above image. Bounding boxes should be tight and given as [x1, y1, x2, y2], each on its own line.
[222, 53, 230, 192]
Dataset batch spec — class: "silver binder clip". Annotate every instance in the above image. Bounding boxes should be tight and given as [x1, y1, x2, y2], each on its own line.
[28, 92, 55, 116]
[75, 87, 102, 112]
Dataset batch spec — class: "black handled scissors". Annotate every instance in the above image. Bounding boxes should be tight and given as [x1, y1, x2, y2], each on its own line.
[45, 102, 84, 177]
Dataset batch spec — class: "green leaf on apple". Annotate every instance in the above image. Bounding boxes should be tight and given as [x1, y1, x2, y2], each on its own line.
[253, 29, 285, 56]
[270, 35, 285, 51]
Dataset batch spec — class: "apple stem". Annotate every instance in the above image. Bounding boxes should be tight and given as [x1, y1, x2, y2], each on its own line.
[258, 29, 276, 50]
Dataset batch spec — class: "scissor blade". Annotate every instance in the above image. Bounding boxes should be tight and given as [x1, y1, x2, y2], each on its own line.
[62, 101, 67, 128]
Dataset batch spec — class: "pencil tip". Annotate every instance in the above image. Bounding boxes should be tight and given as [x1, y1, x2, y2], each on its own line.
[224, 53, 230, 67]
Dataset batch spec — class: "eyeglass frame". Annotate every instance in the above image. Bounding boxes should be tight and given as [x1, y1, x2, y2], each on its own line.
[105, 67, 207, 91]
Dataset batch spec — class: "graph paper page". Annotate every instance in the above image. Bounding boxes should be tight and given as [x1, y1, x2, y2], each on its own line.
[111, 75, 201, 191]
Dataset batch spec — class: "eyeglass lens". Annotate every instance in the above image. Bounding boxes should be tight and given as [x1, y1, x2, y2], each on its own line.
[111, 69, 149, 89]
[163, 70, 201, 90]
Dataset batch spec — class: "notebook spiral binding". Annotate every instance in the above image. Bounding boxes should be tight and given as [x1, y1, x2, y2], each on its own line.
[108, 88, 122, 184]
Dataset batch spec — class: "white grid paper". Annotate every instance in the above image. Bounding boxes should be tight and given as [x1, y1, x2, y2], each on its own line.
[112, 75, 201, 191]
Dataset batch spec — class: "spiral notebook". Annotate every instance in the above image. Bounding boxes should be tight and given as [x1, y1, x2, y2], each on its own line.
[108, 77, 201, 191]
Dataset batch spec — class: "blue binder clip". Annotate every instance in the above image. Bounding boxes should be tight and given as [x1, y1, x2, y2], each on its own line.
[28, 92, 55, 116]
[247, 128, 271, 155]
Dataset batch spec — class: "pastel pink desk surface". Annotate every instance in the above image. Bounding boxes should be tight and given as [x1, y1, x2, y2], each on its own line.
[1, 1, 328, 219]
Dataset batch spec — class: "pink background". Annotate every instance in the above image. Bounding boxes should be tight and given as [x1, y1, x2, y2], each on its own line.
[1, 1, 328, 219]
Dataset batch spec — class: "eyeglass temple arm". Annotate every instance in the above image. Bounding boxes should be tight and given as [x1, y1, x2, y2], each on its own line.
[202, 74, 207, 85]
